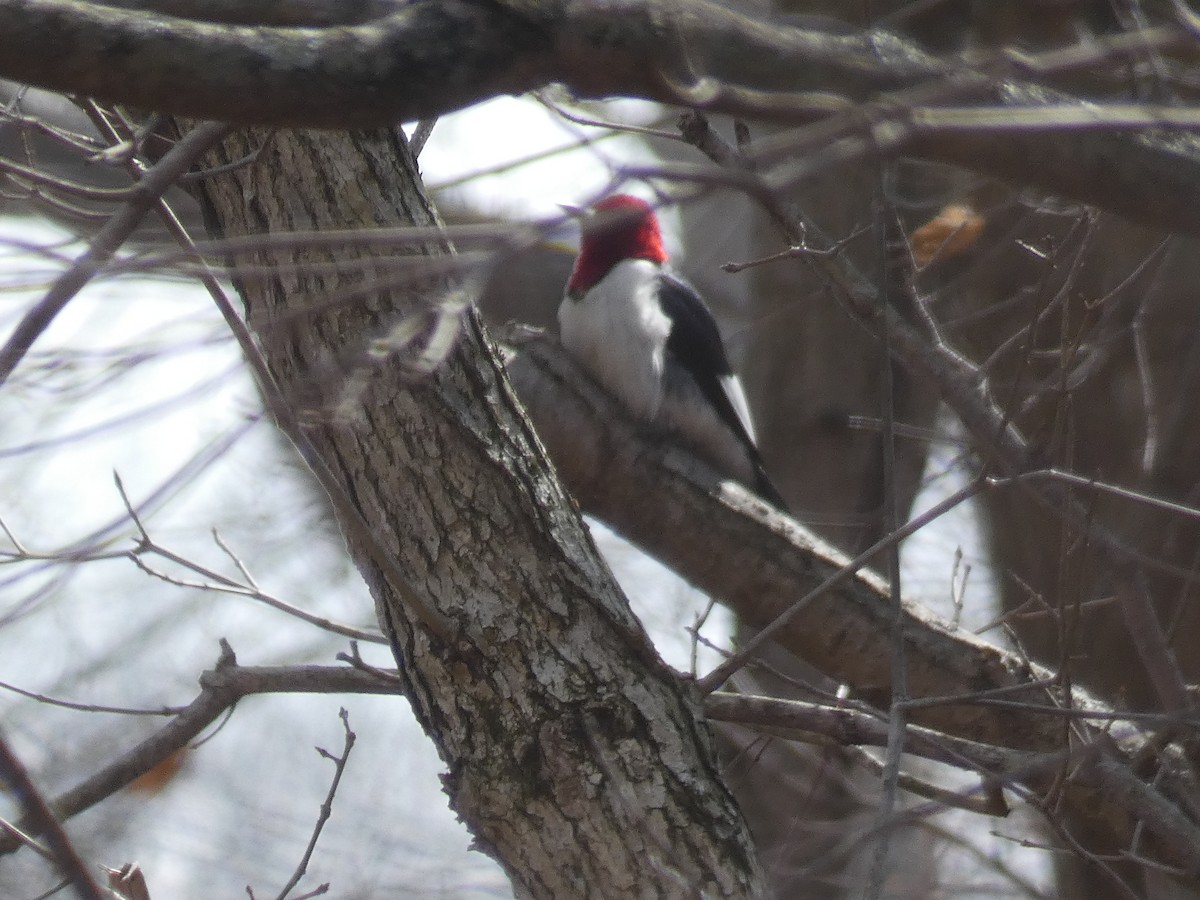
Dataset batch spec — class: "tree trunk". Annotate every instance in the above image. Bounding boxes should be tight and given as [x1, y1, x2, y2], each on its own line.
[186, 124, 765, 898]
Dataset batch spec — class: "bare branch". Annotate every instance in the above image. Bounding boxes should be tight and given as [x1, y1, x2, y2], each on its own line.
[1, 3, 1200, 230]
[0, 649, 403, 857]
[507, 337, 1053, 743]
[504, 335, 1200, 873]
[0, 733, 106, 899]
[0, 0, 932, 127]
[0, 678, 185, 717]
[0, 119, 232, 389]
[271, 708, 355, 900]
[863, 182, 909, 900]
[117, 511, 387, 645]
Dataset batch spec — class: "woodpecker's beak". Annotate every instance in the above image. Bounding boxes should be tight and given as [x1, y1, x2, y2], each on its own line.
[559, 203, 586, 219]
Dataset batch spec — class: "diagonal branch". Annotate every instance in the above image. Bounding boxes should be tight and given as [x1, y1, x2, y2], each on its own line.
[0, 733, 106, 899]
[504, 335, 1200, 872]
[506, 337, 1086, 748]
[0, 119, 232, 389]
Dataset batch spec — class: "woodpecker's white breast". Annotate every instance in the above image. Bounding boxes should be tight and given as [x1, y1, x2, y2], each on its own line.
[558, 258, 672, 422]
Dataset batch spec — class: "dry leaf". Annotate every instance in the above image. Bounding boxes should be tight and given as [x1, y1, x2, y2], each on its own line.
[910, 204, 985, 266]
[128, 749, 186, 794]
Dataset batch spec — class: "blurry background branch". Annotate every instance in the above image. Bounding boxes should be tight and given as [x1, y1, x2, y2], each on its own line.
[2, 2, 1200, 231]
[0, 732, 106, 898]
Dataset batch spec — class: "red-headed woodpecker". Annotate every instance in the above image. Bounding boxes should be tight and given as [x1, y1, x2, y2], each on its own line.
[558, 194, 786, 508]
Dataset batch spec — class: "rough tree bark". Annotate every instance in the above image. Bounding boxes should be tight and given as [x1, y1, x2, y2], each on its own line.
[186, 124, 765, 898]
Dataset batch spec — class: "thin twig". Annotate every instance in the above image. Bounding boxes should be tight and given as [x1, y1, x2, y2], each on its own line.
[0, 678, 184, 717]
[697, 475, 986, 693]
[687, 594, 721, 678]
[844, 745, 1005, 818]
[0, 154, 137, 201]
[271, 708, 355, 900]
[0, 421, 255, 607]
[179, 131, 274, 184]
[923, 821, 1053, 900]
[111, 475, 386, 645]
[407, 118, 437, 156]
[105, 221, 532, 275]
[336, 643, 405, 683]
[212, 528, 259, 589]
[0, 120, 232, 389]
[863, 176, 910, 900]
[0, 815, 53, 859]
[538, 94, 682, 142]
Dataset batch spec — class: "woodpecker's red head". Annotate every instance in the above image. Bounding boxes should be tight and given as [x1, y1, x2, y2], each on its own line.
[566, 194, 669, 296]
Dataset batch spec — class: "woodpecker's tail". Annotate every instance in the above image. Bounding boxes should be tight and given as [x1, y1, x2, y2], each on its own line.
[752, 461, 789, 513]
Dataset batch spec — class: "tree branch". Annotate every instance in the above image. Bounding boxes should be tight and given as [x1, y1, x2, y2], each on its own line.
[506, 338, 1071, 744]
[2, 1, 1200, 231]
[0, 733, 106, 899]
[504, 335, 1200, 873]
[0, 646, 403, 858]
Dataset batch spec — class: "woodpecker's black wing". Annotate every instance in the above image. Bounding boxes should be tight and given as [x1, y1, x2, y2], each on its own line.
[657, 273, 787, 509]
[657, 274, 750, 441]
